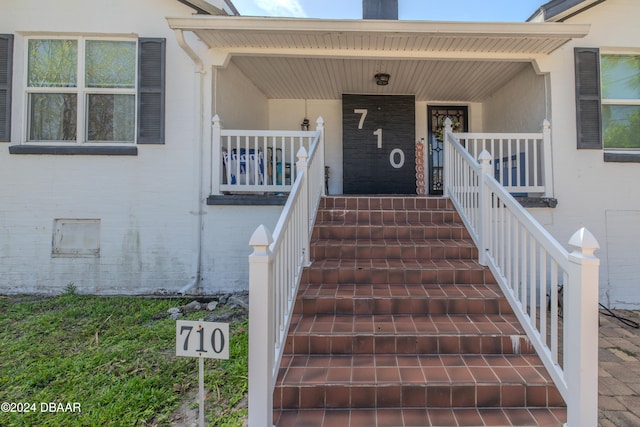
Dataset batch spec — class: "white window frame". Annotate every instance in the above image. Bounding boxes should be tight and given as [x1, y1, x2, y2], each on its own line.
[600, 49, 640, 152]
[24, 35, 138, 146]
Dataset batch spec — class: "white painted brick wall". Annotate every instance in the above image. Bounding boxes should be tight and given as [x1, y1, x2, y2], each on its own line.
[0, 0, 261, 294]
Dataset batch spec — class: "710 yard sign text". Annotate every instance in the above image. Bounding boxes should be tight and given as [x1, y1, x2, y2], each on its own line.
[176, 320, 229, 360]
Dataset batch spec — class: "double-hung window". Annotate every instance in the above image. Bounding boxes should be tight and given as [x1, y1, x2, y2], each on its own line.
[575, 48, 640, 160]
[2, 35, 163, 151]
[27, 37, 136, 144]
[601, 53, 640, 150]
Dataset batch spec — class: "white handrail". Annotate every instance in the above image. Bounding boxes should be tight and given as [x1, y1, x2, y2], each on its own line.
[444, 117, 599, 427]
[247, 117, 325, 427]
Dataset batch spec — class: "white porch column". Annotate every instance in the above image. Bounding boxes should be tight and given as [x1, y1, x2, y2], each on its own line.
[211, 115, 222, 195]
[542, 119, 554, 198]
[564, 227, 599, 427]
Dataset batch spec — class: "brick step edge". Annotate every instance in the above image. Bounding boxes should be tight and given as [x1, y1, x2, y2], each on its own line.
[310, 240, 478, 261]
[319, 197, 454, 211]
[273, 407, 567, 426]
[295, 296, 510, 315]
[274, 382, 565, 410]
[315, 210, 464, 225]
[284, 333, 536, 355]
[301, 267, 497, 285]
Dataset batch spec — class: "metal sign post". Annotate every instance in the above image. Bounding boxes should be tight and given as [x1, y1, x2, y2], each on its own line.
[199, 356, 205, 426]
[176, 319, 230, 427]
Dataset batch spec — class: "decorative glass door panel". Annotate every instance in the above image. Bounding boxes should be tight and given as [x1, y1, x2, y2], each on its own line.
[427, 106, 468, 195]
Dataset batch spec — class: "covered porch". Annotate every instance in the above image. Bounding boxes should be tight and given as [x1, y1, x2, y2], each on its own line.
[167, 15, 600, 427]
[167, 16, 589, 201]
[207, 114, 555, 205]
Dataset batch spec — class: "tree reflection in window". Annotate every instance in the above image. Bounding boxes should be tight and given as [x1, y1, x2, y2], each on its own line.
[28, 39, 77, 88]
[601, 54, 640, 149]
[26, 38, 136, 143]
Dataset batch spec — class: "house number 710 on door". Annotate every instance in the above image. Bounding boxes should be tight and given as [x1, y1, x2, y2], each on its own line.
[354, 109, 405, 169]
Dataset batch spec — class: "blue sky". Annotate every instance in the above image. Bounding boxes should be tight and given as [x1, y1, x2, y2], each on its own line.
[230, 0, 546, 22]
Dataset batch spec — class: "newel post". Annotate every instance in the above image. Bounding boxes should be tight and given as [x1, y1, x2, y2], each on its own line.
[443, 118, 453, 197]
[296, 147, 311, 266]
[248, 225, 274, 427]
[211, 115, 222, 195]
[565, 227, 599, 427]
[477, 150, 493, 266]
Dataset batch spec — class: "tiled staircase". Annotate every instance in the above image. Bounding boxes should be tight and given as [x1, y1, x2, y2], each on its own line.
[273, 196, 566, 426]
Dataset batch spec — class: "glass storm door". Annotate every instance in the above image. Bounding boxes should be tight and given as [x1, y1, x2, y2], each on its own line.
[427, 106, 468, 195]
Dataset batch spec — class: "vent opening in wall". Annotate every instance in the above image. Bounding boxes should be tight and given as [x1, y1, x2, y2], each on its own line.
[52, 219, 100, 258]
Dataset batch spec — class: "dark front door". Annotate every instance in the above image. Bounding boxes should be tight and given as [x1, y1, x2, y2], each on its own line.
[342, 95, 416, 194]
[427, 106, 469, 195]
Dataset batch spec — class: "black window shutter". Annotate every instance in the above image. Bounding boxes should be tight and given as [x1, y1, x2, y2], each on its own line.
[0, 34, 13, 142]
[138, 38, 165, 144]
[574, 47, 602, 149]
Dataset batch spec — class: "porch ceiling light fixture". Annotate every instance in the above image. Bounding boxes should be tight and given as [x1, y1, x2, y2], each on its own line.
[375, 73, 390, 86]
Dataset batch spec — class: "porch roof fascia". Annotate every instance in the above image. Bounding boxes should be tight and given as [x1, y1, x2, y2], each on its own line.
[167, 15, 589, 35]
[167, 16, 590, 65]
[175, 0, 240, 16]
[528, 0, 606, 22]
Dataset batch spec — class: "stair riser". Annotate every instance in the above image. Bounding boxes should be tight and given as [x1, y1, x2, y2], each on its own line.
[312, 225, 471, 240]
[285, 334, 536, 356]
[316, 209, 463, 225]
[311, 244, 478, 261]
[274, 384, 564, 410]
[320, 197, 453, 211]
[301, 268, 497, 286]
[295, 297, 508, 316]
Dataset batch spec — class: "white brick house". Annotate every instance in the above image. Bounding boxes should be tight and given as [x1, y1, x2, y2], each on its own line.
[1, 0, 639, 308]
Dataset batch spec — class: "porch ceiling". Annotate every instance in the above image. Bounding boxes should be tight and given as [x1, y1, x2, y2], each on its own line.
[168, 16, 590, 101]
[230, 56, 529, 101]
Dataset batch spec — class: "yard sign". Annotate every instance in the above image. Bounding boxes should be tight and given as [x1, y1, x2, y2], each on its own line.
[176, 320, 229, 427]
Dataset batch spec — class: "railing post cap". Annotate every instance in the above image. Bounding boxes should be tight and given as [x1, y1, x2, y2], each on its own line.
[543, 119, 551, 129]
[249, 224, 273, 251]
[212, 114, 221, 125]
[444, 117, 453, 126]
[316, 116, 324, 126]
[297, 146, 309, 160]
[568, 227, 600, 258]
[478, 149, 492, 163]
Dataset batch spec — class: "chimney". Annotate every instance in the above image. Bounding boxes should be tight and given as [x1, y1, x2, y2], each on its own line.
[363, 0, 398, 20]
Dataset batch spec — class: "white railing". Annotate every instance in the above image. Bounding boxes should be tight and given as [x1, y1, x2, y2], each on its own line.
[454, 120, 552, 197]
[247, 118, 325, 427]
[211, 116, 321, 194]
[444, 118, 599, 427]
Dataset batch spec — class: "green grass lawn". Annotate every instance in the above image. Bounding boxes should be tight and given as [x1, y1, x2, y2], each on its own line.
[0, 291, 248, 427]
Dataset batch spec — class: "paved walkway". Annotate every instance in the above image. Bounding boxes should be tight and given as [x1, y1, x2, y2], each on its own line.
[598, 309, 640, 426]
